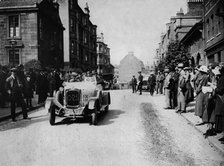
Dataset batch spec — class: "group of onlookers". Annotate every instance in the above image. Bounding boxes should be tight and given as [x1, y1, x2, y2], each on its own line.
[156, 62, 224, 142]
[0, 64, 107, 122]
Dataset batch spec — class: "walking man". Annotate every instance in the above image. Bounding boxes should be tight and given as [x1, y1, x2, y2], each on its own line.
[131, 75, 137, 93]
[138, 71, 143, 95]
[6, 68, 28, 122]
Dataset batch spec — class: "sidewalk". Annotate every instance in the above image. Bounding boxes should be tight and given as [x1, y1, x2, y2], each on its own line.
[0, 93, 43, 121]
[181, 100, 224, 156]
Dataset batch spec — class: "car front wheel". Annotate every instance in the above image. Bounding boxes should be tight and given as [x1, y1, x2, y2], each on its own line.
[91, 112, 97, 125]
[49, 108, 56, 125]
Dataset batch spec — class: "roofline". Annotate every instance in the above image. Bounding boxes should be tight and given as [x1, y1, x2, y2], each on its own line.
[180, 21, 203, 44]
[0, 5, 38, 13]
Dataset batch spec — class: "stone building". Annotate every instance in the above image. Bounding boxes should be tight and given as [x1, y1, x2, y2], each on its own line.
[0, 0, 64, 69]
[96, 33, 113, 75]
[204, 0, 224, 63]
[58, 0, 97, 72]
[118, 52, 144, 83]
[156, 0, 203, 62]
[180, 21, 205, 66]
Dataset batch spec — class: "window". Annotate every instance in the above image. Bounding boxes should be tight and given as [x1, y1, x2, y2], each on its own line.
[217, 9, 221, 34]
[206, 19, 210, 40]
[71, 41, 74, 54]
[9, 49, 19, 65]
[211, 14, 214, 37]
[70, 0, 73, 9]
[9, 15, 20, 37]
[70, 19, 74, 32]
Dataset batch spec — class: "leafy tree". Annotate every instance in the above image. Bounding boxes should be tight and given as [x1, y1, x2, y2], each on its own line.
[24, 59, 41, 71]
[156, 40, 190, 71]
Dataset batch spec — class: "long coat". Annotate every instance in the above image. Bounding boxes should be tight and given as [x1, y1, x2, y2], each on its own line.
[195, 72, 209, 118]
[214, 73, 224, 132]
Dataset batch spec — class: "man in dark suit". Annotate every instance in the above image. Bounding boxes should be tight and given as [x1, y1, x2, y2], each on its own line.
[138, 72, 143, 95]
[131, 75, 137, 93]
[6, 68, 28, 122]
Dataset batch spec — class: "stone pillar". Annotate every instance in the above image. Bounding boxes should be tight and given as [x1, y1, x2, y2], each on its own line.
[221, 50, 224, 62]
[214, 53, 219, 63]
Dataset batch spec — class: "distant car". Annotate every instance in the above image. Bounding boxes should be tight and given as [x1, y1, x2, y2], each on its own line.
[142, 78, 149, 91]
[45, 76, 111, 125]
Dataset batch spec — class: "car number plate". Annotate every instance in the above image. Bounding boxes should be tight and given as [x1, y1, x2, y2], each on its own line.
[74, 108, 82, 115]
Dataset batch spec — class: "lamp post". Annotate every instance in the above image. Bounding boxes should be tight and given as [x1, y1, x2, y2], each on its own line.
[9, 38, 17, 66]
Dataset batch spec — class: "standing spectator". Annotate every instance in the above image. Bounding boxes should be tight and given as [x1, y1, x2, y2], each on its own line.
[163, 68, 172, 109]
[131, 75, 137, 93]
[0, 65, 7, 107]
[184, 67, 194, 105]
[176, 68, 187, 113]
[138, 71, 143, 95]
[24, 75, 33, 109]
[195, 65, 209, 125]
[172, 67, 180, 108]
[6, 68, 28, 122]
[29, 68, 36, 92]
[157, 71, 165, 94]
[214, 65, 224, 141]
[148, 72, 156, 96]
[48, 71, 56, 97]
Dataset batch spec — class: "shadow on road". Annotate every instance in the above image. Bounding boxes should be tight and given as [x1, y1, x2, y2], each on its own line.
[0, 114, 49, 132]
[53, 109, 124, 126]
[97, 109, 124, 126]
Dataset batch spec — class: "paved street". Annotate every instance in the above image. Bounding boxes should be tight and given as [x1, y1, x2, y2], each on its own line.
[0, 90, 224, 166]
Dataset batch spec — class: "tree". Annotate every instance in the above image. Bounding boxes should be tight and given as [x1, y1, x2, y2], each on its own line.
[156, 40, 190, 71]
[24, 59, 41, 71]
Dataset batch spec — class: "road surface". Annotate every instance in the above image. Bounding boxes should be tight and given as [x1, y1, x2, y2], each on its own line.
[0, 90, 223, 166]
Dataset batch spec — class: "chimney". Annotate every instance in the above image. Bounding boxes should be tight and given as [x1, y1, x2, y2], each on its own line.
[52, 0, 59, 11]
[84, 3, 90, 15]
[187, 0, 203, 16]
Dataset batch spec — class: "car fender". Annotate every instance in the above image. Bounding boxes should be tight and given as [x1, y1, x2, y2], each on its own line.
[102, 92, 111, 105]
[88, 98, 98, 110]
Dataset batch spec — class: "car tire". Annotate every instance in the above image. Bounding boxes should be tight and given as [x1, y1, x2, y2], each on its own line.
[91, 112, 97, 125]
[49, 108, 55, 126]
[104, 105, 109, 112]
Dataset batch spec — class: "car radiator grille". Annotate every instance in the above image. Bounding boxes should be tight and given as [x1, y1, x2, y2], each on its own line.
[66, 90, 80, 107]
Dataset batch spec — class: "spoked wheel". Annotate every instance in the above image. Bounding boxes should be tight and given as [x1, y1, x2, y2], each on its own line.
[49, 108, 56, 126]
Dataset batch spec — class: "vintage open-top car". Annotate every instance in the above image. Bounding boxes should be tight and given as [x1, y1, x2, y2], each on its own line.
[45, 76, 111, 125]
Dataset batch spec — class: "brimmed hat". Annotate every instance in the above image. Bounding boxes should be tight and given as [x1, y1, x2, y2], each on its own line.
[177, 63, 184, 68]
[198, 65, 208, 73]
[164, 68, 170, 73]
[212, 66, 221, 76]
[10, 67, 17, 72]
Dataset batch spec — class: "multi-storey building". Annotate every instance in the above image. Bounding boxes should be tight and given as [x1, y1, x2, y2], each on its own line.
[156, 0, 203, 63]
[96, 33, 112, 75]
[58, 0, 97, 72]
[118, 52, 144, 83]
[0, 0, 64, 69]
[204, 0, 224, 63]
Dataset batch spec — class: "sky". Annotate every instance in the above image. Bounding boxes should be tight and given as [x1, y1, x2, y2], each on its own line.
[79, 0, 188, 66]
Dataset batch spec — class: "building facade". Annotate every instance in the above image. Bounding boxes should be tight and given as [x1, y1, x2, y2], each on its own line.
[156, 0, 203, 63]
[58, 0, 97, 72]
[118, 52, 144, 83]
[204, 0, 224, 63]
[0, 0, 64, 69]
[96, 33, 112, 74]
[180, 21, 205, 66]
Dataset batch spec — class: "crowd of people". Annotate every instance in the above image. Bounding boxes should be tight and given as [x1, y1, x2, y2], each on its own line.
[0, 64, 106, 122]
[134, 62, 224, 142]
[131, 62, 224, 142]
